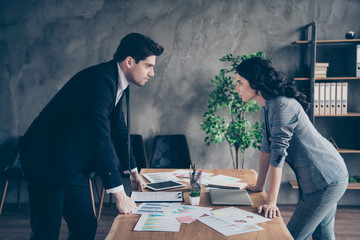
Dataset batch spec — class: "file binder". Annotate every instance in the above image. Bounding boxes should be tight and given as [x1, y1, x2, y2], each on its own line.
[319, 83, 325, 115]
[357, 44, 360, 77]
[336, 82, 342, 115]
[314, 83, 320, 115]
[324, 83, 330, 115]
[341, 82, 348, 115]
[330, 82, 336, 115]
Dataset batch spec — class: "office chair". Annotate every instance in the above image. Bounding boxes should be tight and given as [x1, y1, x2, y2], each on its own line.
[149, 134, 192, 168]
[95, 134, 148, 219]
[0, 136, 23, 215]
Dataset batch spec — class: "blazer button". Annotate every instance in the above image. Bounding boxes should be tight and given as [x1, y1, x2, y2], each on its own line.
[107, 172, 112, 176]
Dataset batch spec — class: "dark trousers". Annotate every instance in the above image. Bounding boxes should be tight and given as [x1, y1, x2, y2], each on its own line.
[27, 173, 97, 240]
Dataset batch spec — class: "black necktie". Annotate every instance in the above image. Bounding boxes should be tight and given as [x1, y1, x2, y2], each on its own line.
[125, 86, 131, 172]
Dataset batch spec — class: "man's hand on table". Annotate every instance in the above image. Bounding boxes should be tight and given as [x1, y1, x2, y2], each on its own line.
[113, 191, 137, 214]
[130, 171, 147, 191]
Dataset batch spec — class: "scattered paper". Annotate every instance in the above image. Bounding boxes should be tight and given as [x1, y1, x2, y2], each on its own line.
[142, 172, 180, 183]
[171, 205, 212, 217]
[170, 169, 214, 178]
[133, 203, 180, 215]
[131, 191, 183, 202]
[209, 207, 271, 227]
[198, 215, 263, 236]
[133, 214, 181, 232]
[212, 211, 230, 218]
[176, 215, 196, 224]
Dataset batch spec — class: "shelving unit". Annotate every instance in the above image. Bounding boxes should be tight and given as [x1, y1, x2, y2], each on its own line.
[290, 22, 360, 191]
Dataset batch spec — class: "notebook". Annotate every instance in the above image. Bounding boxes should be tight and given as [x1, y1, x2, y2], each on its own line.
[209, 189, 253, 206]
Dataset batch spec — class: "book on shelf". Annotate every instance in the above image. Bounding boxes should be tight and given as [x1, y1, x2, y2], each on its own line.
[314, 62, 329, 78]
[315, 62, 329, 67]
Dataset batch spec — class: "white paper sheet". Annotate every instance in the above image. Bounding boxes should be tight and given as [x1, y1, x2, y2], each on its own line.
[197, 215, 263, 236]
[133, 202, 181, 215]
[131, 191, 183, 202]
[209, 207, 271, 227]
[142, 172, 180, 183]
[133, 214, 181, 232]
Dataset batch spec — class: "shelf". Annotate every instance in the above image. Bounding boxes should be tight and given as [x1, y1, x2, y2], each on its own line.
[338, 148, 360, 154]
[292, 39, 360, 44]
[294, 77, 360, 81]
[315, 112, 360, 117]
[289, 180, 360, 190]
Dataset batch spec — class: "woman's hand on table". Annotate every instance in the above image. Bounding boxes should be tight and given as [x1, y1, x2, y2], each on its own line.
[246, 184, 263, 192]
[258, 203, 281, 218]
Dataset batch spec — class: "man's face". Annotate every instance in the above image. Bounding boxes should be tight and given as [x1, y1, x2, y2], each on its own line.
[128, 55, 156, 87]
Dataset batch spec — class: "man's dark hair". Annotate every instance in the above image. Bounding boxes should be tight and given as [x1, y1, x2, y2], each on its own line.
[113, 33, 164, 63]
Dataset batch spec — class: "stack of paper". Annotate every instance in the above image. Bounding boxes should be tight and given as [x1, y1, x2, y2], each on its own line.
[314, 62, 329, 78]
[133, 204, 212, 232]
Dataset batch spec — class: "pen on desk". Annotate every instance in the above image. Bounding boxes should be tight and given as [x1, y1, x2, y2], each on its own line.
[194, 168, 203, 182]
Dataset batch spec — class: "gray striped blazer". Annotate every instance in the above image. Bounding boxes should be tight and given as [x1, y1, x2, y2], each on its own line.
[261, 96, 348, 194]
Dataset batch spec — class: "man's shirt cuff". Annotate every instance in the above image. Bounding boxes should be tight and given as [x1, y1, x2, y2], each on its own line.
[123, 167, 138, 174]
[106, 185, 124, 194]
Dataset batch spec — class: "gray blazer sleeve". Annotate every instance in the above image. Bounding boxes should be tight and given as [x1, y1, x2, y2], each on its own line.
[268, 101, 300, 168]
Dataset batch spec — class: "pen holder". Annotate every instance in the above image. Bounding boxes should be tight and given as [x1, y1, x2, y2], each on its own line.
[189, 172, 201, 191]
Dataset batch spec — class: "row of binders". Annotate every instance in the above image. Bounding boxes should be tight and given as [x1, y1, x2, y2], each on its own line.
[314, 82, 348, 115]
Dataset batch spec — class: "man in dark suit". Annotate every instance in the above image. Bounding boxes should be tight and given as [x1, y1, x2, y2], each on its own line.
[20, 33, 164, 240]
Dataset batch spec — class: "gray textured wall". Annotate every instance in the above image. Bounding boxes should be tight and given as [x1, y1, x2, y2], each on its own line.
[1, 0, 360, 204]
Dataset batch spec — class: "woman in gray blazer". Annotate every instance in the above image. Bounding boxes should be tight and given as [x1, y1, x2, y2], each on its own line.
[235, 57, 348, 240]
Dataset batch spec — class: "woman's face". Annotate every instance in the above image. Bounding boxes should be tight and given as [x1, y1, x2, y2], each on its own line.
[235, 74, 258, 102]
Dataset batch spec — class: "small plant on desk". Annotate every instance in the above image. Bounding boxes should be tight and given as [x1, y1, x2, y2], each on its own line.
[189, 190, 200, 197]
[189, 190, 200, 205]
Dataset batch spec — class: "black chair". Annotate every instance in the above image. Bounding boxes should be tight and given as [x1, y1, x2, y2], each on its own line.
[95, 134, 148, 219]
[149, 134, 192, 168]
[0, 136, 23, 215]
[130, 134, 148, 171]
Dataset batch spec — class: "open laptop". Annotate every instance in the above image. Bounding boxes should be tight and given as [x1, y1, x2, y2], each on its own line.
[209, 189, 253, 205]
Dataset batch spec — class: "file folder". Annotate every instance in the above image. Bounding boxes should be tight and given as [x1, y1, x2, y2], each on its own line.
[319, 83, 325, 115]
[336, 82, 342, 115]
[341, 82, 348, 115]
[330, 82, 336, 115]
[357, 44, 360, 77]
[314, 83, 320, 115]
[325, 83, 330, 115]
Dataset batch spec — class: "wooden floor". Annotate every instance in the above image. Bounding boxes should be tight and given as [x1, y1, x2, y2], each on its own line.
[0, 204, 359, 239]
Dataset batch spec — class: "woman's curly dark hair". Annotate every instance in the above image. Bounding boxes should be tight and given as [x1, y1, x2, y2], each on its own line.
[236, 57, 310, 113]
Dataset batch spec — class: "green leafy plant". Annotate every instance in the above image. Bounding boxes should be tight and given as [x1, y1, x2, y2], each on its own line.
[201, 52, 264, 169]
[189, 190, 200, 197]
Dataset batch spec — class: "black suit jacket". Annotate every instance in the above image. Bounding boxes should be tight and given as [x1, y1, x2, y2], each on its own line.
[20, 60, 136, 189]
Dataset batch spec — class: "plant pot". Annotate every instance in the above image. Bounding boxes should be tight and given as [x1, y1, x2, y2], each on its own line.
[189, 196, 200, 205]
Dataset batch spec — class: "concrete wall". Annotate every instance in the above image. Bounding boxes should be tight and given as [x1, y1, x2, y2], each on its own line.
[1, 0, 360, 204]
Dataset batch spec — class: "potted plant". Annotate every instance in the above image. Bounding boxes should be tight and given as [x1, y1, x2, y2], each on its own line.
[201, 52, 264, 169]
[189, 190, 200, 205]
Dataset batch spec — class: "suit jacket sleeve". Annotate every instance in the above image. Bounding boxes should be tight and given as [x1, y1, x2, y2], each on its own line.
[81, 69, 124, 190]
